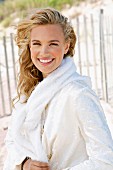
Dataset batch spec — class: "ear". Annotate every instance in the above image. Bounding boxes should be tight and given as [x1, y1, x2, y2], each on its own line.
[64, 41, 70, 54]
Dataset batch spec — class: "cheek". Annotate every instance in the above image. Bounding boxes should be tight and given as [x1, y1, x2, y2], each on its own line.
[30, 47, 38, 57]
[52, 48, 64, 57]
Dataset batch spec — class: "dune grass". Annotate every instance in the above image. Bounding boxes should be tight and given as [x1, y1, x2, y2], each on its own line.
[0, 0, 83, 27]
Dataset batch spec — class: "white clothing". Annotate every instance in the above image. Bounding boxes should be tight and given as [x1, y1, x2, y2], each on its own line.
[3, 57, 113, 170]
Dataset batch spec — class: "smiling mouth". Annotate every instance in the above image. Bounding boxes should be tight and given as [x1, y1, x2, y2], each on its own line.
[38, 58, 54, 64]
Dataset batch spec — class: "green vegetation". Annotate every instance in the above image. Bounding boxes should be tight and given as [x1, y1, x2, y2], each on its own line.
[1, 16, 12, 27]
[0, 0, 84, 27]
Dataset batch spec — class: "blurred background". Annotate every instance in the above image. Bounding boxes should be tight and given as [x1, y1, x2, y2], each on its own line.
[0, 0, 113, 169]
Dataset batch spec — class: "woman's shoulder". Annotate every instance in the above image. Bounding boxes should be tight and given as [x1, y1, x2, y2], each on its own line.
[63, 75, 92, 94]
[61, 76, 99, 105]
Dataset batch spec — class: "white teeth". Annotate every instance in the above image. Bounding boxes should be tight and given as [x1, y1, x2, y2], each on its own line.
[39, 59, 53, 63]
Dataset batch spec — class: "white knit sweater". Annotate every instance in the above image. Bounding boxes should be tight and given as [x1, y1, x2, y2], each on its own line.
[3, 57, 113, 170]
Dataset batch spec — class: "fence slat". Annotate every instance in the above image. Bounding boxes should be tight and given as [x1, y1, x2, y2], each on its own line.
[10, 33, 17, 88]
[0, 64, 6, 117]
[3, 36, 12, 113]
[76, 17, 82, 74]
[99, 9, 108, 102]
[90, 14, 98, 95]
[84, 15, 90, 76]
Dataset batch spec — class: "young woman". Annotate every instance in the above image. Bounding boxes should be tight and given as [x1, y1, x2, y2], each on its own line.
[3, 7, 113, 170]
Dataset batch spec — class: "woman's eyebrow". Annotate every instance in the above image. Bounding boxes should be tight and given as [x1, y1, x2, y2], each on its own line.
[32, 40, 40, 42]
[31, 40, 60, 43]
[49, 40, 60, 43]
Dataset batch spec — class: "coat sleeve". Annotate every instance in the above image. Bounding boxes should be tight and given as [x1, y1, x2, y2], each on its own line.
[3, 102, 26, 170]
[63, 87, 113, 170]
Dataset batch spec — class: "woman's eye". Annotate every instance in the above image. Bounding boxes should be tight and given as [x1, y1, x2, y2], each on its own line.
[50, 43, 58, 46]
[32, 43, 41, 46]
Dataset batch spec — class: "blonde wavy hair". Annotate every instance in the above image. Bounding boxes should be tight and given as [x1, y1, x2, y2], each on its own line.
[13, 7, 76, 105]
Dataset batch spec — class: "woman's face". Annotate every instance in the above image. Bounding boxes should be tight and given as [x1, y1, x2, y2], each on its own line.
[30, 24, 70, 78]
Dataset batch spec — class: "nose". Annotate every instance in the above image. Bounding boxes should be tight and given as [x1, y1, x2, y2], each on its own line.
[40, 45, 49, 55]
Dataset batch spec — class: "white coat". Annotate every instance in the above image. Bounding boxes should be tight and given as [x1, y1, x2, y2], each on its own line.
[3, 57, 113, 170]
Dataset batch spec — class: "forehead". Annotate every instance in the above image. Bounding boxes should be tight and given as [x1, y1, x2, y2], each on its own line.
[30, 24, 65, 41]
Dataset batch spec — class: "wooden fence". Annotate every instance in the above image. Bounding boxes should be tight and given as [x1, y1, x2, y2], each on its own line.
[74, 9, 113, 103]
[0, 9, 113, 117]
[0, 33, 18, 117]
